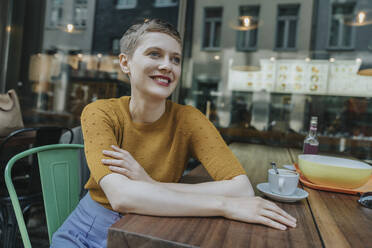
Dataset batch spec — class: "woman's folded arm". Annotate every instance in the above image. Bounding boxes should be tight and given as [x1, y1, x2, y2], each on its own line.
[99, 173, 297, 230]
[155, 175, 255, 197]
[100, 173, 225, 216]
[102, 146, 254, 198]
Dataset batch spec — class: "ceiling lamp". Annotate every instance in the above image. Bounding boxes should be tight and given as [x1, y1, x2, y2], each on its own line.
[346, 10, 372, 26]
[229, 16, 261, 31]
[57, 23, 82, 34]
[344, 1, 372, 27]
[242, 16, 250, 27]
[357, 11, 366, 24]
[66, 24, 74, 33]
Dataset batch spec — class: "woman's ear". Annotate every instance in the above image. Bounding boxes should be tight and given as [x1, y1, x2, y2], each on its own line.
[119, 53, 130, 74]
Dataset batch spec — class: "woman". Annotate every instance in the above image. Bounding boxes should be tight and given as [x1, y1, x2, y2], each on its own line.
[51, 19, 296, 248]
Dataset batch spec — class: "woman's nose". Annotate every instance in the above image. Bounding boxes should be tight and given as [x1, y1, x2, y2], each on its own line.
[158, 59, 172, 71]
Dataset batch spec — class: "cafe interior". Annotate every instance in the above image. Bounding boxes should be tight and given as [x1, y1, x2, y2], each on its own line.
[0, 0, 372, 247]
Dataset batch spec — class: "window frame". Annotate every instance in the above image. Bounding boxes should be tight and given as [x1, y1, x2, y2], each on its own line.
[116, 0, 137, 10]
[274, 4, 300, 51]
[154, 0, 178, 8]
[202, 7, 223, 51]
[236, 5, 260, 52]
[326, 2, 356, 51]
[73, 0, 88, 29]
[48, 0, 64, 28]
[112, 38, 121, 54]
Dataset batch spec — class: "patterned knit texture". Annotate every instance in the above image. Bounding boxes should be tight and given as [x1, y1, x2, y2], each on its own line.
[81, 96, 246, 209]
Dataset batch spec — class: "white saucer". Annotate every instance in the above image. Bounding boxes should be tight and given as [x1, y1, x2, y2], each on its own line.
[256, 183, 308, 203]
[283, 164, 296, 171]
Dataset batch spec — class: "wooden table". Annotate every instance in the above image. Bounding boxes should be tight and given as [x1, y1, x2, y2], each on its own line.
[0, 131, 36, 163]
[107, 143, 372, 248]
[0, 131, 36, 146]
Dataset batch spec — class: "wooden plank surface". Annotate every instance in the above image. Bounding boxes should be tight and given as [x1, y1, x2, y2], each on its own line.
[0, 130, 36, 145]
[108, 144, 322, 248]
[289, 148, 372, 248]
[229, 143, 322, 247]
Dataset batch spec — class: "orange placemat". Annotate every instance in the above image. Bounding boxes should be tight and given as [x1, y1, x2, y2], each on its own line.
[294, 163, 372, 195]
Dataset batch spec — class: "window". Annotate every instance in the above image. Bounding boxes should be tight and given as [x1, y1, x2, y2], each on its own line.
[74, 0, 88, 28]
[49, 0, 64, 27]
[116, 0, 137, 9]
[236, 5, 260, 51]
[202, 7, 223, 50]
[154, 0, 178, 8]
[328, 3, 355, 49]
[275, 5, 299, 50]
[112, 38, 121, 54]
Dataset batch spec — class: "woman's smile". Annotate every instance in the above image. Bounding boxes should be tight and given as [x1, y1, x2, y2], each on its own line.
[150, 75, 172, 87]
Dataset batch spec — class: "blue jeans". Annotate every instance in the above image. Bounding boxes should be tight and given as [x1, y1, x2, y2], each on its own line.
[50, 192, 122, 248]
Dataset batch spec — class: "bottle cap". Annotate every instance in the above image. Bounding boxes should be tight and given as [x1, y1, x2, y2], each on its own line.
[310, 116, 318, 126]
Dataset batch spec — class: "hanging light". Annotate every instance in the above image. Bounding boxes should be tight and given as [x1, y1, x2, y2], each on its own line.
[344, 2, 372, 27]
[57, 23, 81, 33]
[357, 11, 366, 24]
[56, 21, 83, 34]
[346, 10, 372, 26]
[229, 16, 260, 31]
[243, 16, 251, 28]
[66, 24, 74, 33]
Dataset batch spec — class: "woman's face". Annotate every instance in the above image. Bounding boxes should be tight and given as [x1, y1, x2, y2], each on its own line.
[121, 32, 182, 100]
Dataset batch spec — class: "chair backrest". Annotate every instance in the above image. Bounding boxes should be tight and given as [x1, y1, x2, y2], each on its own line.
[4, 144, 84, 248]
[0, 127, 73, 152]
[59, 126, 90, 199]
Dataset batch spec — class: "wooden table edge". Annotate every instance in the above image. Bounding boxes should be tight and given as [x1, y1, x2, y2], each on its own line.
[108, 226, 199, 248]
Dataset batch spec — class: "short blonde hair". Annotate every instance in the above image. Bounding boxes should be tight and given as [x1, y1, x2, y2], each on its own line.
[120, 19, 182, 56]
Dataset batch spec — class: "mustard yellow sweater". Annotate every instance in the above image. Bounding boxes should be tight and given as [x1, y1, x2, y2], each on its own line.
[81, 96, 246, 209]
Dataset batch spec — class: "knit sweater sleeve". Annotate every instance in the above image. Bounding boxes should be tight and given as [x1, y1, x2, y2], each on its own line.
[80, 100, 121, 184]
[185, 106, 246, 180]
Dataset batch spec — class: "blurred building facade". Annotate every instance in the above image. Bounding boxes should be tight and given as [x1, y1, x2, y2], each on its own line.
[185, 0, 315, 95]
[92, 0, 179, 54]
[43, 0, 96, 53]
[312, 0, 372, 68]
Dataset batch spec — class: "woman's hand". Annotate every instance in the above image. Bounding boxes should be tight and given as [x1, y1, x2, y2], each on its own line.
[102, 145, 155, 183]
[223, 196, 297, 230]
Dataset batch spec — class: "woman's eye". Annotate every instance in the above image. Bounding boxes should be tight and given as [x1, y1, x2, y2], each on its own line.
[172, 57, 181, 64]
[149, 51, 160, 57]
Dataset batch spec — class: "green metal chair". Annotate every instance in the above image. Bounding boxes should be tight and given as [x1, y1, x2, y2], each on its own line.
[4, 144, 84, 248]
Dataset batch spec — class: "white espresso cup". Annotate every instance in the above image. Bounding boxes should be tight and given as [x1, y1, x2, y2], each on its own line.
[268, 168, 299, 195]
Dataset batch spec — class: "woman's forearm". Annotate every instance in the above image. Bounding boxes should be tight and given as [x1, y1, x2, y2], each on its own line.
[101, 173, 226, 216]
[155, 175, 255, 197]
[100, 173, 297, 230]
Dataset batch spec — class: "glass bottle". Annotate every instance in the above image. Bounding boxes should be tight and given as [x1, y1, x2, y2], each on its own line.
[303, 116, 319, 154]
